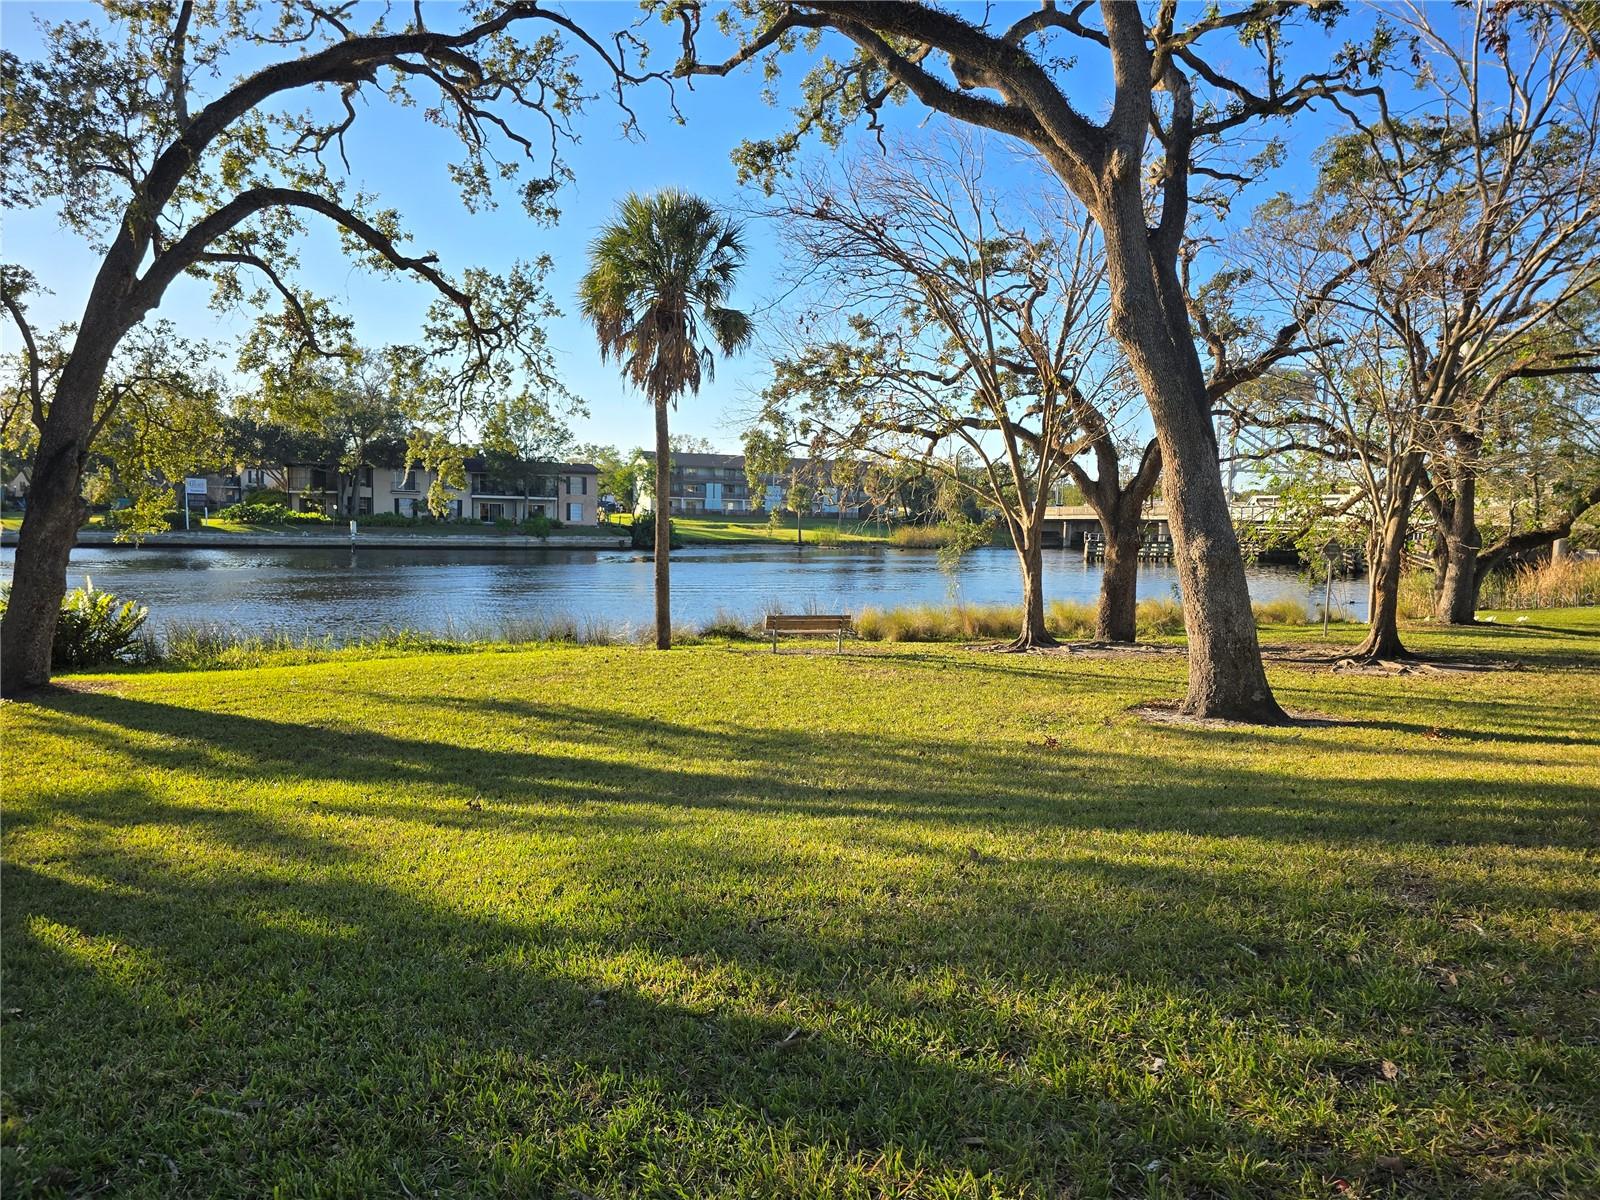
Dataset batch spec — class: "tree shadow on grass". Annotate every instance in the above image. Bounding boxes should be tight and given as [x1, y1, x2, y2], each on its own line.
[5, 780, 1595, 1198]
[11, 691, 1596, 856]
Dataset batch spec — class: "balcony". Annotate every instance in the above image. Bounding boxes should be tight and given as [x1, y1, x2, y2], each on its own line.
[470, 474, 559, 499]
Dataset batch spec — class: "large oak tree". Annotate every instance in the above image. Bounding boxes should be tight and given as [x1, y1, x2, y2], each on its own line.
[672, 0, 1381, 721]
[0, 0, 648, 693]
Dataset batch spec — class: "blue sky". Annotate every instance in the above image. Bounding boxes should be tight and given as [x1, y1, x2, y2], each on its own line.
[1, 2, 1376, 455]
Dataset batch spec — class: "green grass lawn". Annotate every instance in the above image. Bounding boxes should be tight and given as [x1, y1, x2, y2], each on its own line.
[4, 615, 1598, 1198]
[623, 512, 900, 544]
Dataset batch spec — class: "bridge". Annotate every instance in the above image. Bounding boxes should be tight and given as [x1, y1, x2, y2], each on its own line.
[1041, 498, 1287, 551]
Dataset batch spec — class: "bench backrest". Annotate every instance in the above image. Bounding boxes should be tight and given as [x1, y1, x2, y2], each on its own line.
[765, 614, 852, 631]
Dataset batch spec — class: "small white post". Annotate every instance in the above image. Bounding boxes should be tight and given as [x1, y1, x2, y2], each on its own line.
[1321, 537, 1340, 637]
[350, 519, 358, 543]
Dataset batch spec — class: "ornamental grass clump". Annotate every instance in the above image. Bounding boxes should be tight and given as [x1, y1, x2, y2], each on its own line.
[1480, 557, 1600, 610]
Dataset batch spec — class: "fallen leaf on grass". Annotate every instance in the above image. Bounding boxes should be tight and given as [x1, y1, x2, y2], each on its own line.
[1379, 1059, 1400, 1081]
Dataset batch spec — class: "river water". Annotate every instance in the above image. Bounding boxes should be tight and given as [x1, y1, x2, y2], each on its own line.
[1, 543, 1367, 641]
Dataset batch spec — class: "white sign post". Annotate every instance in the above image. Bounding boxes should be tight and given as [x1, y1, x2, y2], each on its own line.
[183, 477, 207, 532]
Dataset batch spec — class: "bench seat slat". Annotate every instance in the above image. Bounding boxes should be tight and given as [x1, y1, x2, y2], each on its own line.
[764, 615, 852, 630]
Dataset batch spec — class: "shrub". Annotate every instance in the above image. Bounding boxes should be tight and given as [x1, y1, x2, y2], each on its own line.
[109, 507, 186, 531]
[631, 517, 675, 549]
[521, 513, 553, 538]
[356, 511, 447, 528]
[0, 577, 150, 668]
[214, 500, 331, 525]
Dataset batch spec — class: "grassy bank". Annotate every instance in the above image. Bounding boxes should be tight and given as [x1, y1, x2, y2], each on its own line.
[646, 513, 896, 545]
[130, 597, 1343, 671]
[619, 513, 996, 547]
[852, 596, 1356, 643]
[4, 613, 1598, 1198]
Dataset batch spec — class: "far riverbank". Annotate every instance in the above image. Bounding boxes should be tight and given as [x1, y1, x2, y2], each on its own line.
[0, 527, 633, 551]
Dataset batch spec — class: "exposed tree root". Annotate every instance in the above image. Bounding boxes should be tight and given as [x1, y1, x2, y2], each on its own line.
[983, 633, 1064, 654]
[1133, 700, 1342, 729]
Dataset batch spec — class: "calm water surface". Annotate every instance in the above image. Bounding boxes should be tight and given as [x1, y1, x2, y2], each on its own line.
[1, 544, 1367, 640]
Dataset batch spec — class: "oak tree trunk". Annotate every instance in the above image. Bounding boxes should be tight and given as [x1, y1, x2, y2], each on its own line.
[1007, 532, 1057, 650]
[1351, 489, 1415, 662]
[1097, 526, 1141, 644]
[653, 399, 671, 650]
[0, 344, 117, 695]
[0, 431, 89, 694]
[1094, 167, 1284, 721]
[1435, 473, 1479, 624]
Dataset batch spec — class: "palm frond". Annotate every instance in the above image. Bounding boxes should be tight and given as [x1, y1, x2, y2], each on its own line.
[578, 190, 752, 409]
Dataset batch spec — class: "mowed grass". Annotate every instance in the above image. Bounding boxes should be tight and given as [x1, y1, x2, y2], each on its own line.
[651, 513, 897, 544]
[3, 615, 1598, 1198]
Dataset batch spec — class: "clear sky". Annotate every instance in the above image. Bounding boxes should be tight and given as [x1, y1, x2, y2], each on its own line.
[1, 1, 1379, 455]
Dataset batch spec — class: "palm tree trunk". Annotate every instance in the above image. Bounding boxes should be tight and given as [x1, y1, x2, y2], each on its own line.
[653, 399, 671, 650]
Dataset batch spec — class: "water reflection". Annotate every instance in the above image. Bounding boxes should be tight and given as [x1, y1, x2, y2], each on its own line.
[1, 544, 1367, 640]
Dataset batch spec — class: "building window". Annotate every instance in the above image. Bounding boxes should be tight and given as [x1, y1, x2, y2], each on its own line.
[567, 502, 582, 523]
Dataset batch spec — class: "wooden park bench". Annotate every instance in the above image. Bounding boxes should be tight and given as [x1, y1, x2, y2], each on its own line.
[764, 613, 853, 653]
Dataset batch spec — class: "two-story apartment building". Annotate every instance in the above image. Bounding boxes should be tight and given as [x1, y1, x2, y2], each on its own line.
[286, 455, 600, 524]
[637, 452, 869, 517]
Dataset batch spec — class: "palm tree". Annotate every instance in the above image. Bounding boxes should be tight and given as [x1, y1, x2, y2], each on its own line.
[579, 190, 752, 649]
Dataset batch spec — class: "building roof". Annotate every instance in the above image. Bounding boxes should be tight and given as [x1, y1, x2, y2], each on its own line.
[286, 456, 598, 475]
[640, 451, 746, 470]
